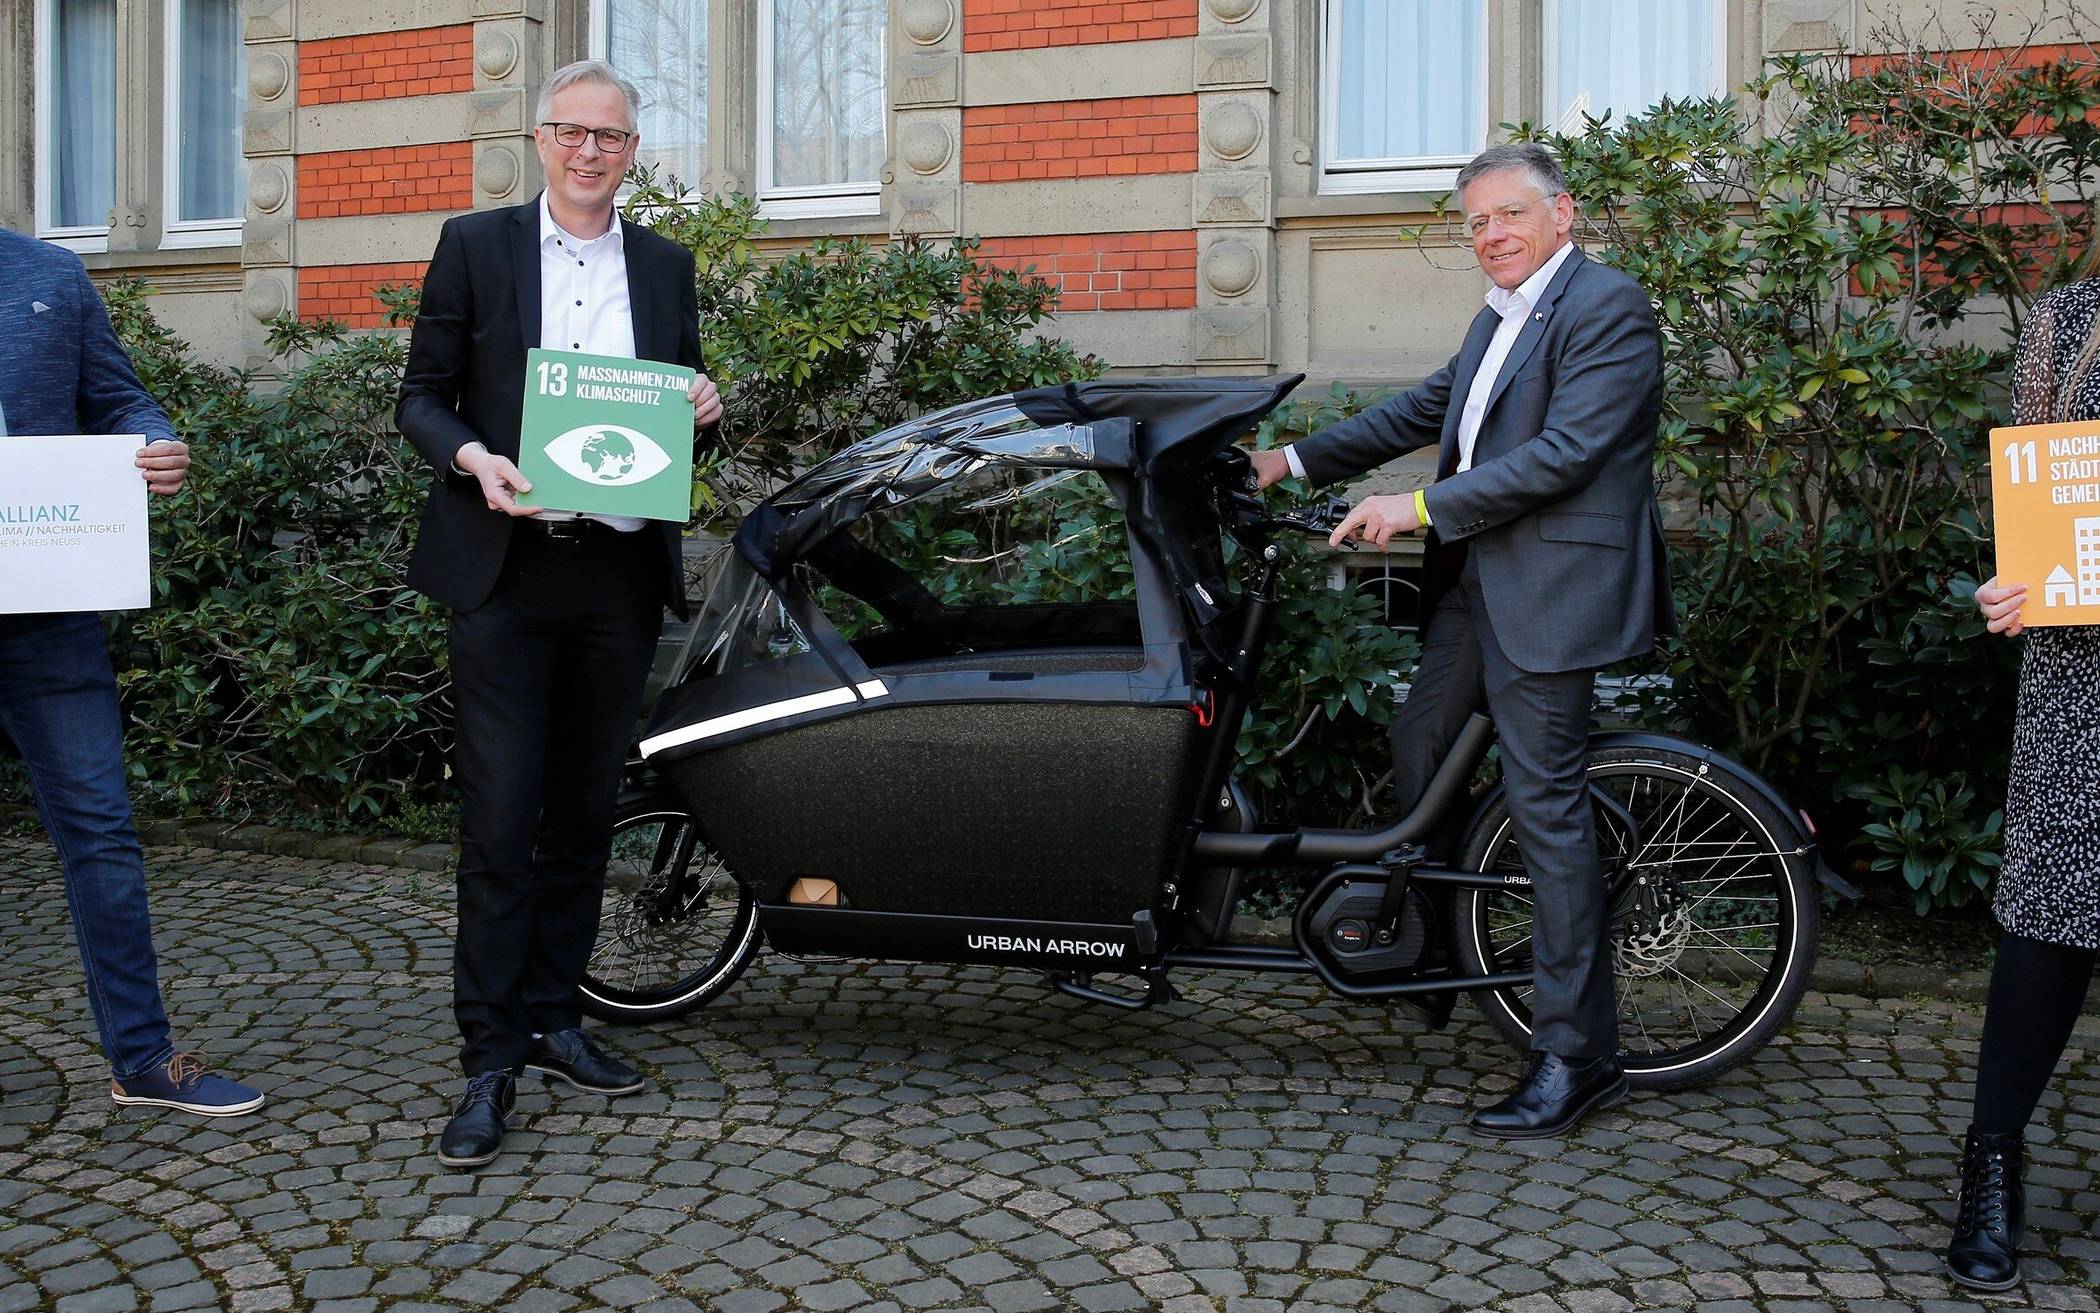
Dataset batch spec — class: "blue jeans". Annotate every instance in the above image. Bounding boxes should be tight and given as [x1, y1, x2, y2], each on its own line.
[0, 613, 172, 1079]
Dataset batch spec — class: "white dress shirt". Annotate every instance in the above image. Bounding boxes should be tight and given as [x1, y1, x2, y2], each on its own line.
[1285, 241, 1577, 484]
[537, 191, 645, 532]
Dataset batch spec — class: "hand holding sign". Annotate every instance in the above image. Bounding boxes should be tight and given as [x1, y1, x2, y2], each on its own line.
[516, 349, 697, 522]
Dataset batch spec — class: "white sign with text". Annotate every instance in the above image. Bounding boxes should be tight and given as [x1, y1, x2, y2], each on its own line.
[0, 435, 151, 614]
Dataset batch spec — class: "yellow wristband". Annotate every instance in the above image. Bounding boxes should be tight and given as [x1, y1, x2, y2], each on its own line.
[1414, 487, 1432, 526]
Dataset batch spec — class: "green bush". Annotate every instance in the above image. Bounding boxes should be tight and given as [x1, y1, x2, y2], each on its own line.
[1241, 385, 1421, 825]
[100, 283, 450, 821]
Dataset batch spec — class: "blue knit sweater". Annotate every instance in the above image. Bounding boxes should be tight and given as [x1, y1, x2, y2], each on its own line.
[0, 228, 176, 443]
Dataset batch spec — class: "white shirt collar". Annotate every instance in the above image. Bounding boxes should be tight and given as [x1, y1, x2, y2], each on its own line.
[538, 191, 624, 253]
[1485, 240, 1576, 319]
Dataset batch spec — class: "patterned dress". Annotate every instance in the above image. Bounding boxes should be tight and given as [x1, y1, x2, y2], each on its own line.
[1999, 279, 2100, 950]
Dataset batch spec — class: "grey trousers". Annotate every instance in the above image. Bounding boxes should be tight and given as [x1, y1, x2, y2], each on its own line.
[1393, 564, 1618, 1062]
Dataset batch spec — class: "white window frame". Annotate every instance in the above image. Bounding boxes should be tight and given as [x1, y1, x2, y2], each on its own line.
[1540, 0, 1729, 133]
[754, 0, 882, 220]
[33, 0, 111, 253]
[1318, 0, 1490, 197]
[161, 0, 245, 250]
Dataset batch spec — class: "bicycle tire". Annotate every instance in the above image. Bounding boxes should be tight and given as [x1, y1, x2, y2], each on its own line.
[580, 794, 761, 1024]
[1449, 741, 1820, 1091]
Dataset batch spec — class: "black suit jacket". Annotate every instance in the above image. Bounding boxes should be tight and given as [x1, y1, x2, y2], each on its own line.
[1294, 247, 1675, 674]
[396, 196, 703, 616]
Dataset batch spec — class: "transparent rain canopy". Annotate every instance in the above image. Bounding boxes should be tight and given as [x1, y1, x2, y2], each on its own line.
[671, 549, 811, 684]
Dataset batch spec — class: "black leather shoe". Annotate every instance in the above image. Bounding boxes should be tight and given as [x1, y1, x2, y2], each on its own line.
[1946, 1128, 2025, 1292]
[437, 1070, 515, 1169]
[1470, 1051, 1628, 1140]
[526, 1028, 645, 1095]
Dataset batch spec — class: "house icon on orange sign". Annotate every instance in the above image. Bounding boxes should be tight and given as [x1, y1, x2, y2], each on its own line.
[2047, 564, 2078, 607]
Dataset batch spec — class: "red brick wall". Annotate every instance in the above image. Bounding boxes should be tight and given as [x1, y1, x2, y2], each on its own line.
[962, 96, 1199, 183]
[976, 232, 1197, 311]
[296, 144, 475, 219]
[962, 0, 1198, 52]
[298, 25, 475, 106]
[299, 263, 429, 327]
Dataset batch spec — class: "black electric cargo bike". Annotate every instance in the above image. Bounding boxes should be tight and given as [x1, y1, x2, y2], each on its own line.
[578, 376, 1844, 1090]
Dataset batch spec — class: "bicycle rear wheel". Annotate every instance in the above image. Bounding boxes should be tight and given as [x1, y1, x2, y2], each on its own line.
[581, 793, 760, 1024]
[1449, 742, 1819, 1091]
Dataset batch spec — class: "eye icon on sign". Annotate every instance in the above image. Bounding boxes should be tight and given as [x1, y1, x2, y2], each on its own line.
[543, 424, 673, 486]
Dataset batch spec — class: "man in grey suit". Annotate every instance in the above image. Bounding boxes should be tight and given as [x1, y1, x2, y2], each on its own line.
[1250, 142, 1673, 1139]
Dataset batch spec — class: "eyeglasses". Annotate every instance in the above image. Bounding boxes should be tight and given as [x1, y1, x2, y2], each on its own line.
[1463, 194, 1559, 239]
[540, 121, 636, 153]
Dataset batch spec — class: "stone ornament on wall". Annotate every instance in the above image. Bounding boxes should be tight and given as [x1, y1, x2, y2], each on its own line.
[1195, 35, 1272, 89]
[469, 89, 531, 138]
[244, 276, 289, 323]
[1203, 101, 1263, 162]
[901, 0, 955, 45]
[895, 54, 961, 107]
[1205, 0, 1259, 22]
[244, 217, 292, 269]
[476, 145, 521, 199]
[1194, 307, 1269, 363]
[250, 51, 291, 102]
[245, 0, 293, 42]
[475, 29, 520, 80]
[249, 164, 289, 214]
[1202, 238, 1259, 298]
[893, 187, 959, 236]
[898, 121, 954, 176]
[1194, 173, 1270, 226]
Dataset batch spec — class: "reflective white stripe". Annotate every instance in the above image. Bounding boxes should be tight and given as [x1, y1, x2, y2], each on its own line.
[638, 679, 890, 758]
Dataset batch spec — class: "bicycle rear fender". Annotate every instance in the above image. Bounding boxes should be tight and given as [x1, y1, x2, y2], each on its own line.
[1584, 729, 1860, 900]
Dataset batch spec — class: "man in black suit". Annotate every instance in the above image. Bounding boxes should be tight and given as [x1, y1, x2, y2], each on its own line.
[1252, 143, 1673, 1139]
[396, 59, 722, 1168]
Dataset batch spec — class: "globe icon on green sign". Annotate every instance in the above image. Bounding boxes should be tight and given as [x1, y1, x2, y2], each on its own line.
[579, 429, 638, 481]
[543, 423, 673, 488]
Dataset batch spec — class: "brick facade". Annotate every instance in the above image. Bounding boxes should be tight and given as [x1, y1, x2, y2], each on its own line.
[295, 144, 475, 220]
[961, 0, 1198, 53]
[297, 25, 476, 107]
[961, 96, 1200, 183]
[976, 232, 1198, 311]
[298, 262, 429, 328]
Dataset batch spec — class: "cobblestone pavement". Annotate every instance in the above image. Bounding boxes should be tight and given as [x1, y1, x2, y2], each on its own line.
[0, 836, 2096, 1313]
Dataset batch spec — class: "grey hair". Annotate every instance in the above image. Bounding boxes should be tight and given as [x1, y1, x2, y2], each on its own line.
[535, 59, 642, 131]
[1455, 143, 1568, 205]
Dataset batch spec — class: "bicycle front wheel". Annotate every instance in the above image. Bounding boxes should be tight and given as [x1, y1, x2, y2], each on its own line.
[581, 794, 760, 1024]
[1449, 742, 1820, 1091]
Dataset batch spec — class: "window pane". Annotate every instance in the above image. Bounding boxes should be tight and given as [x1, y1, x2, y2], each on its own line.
[1331, 0, 1484, 163]
[176, 0, 246, 224]
[607, 0, 707, 188]
[768, 0, 885, 192]
[1550, 0, 1718, 127]
[51, 0, 117, 229]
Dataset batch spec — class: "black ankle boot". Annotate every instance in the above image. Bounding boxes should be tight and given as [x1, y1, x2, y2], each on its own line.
[1946, 1128, 2025, 1292]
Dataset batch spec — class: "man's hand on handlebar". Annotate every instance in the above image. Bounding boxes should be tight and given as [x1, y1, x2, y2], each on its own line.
[1249, 448, 1292, 490]
[1329, 494, 1423, 549]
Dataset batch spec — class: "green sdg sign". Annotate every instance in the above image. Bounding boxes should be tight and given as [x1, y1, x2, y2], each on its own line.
[516, 349, 696, 521]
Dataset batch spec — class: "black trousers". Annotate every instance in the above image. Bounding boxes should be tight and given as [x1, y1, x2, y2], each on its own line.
[1394, 559, 1617, 1061]
[448, 524, 663, 1076]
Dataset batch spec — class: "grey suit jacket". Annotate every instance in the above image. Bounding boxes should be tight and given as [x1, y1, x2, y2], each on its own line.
[1294, 246, 1675, 675]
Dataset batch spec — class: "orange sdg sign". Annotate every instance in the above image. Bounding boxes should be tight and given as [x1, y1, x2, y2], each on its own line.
[1992, 420, 2100, 627]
